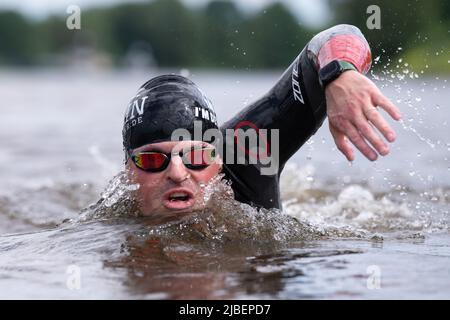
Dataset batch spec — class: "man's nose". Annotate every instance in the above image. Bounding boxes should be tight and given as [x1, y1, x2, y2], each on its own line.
[166, 156, 189, 182]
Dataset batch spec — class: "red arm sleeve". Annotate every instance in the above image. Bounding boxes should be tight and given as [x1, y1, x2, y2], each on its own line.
[307, 24, 372, 74]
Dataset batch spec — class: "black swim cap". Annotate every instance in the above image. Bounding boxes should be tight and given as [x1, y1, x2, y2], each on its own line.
[122, 75, 218, 157]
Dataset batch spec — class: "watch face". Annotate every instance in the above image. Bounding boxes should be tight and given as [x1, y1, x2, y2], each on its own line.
[320, 60, 343, 85]
[325, 60, 341, 74]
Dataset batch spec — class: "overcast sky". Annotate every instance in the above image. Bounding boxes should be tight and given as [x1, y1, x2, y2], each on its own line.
[0, 0, 330, 27]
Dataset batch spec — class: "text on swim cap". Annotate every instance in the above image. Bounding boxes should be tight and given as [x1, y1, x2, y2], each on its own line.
[124, 95, 218, 131]
[125, 96, 148, 121]
[194, 106, 217, 126]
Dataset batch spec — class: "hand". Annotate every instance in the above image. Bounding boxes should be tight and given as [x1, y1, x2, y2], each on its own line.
[325, 70, 402, 161]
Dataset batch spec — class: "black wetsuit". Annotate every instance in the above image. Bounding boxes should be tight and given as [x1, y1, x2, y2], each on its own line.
[220, 25, 371, 210]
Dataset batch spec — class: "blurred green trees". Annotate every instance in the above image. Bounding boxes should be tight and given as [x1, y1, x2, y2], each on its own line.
[0, 11, 38, 65]
[0, 0, 447, 72]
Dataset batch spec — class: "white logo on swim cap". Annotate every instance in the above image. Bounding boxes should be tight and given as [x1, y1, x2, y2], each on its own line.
[124, 96, 148, 122]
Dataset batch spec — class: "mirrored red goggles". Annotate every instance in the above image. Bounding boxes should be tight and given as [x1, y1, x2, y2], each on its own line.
[131, 147, 216, 172]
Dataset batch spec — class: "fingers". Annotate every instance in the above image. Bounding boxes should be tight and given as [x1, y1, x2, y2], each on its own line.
[372, 92, 402, 120]
[341, 120, 378, 161]
[326, 73, 401, 162]
[329, 122, 354, 161]
[355, 110, 389, 156]
[364, 106, 397, 142]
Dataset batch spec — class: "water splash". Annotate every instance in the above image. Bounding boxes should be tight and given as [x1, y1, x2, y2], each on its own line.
[399, 119, 436, 149]
[76, 171, 140, 222]
[136, 176, 322, 244]
[279, 164, 449, 237]
[72, 159, 449, 243]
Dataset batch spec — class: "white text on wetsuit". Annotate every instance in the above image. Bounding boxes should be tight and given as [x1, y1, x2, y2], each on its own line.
[292, 57, 305, 104]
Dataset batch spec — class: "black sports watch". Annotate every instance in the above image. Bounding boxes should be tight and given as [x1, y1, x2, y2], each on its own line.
[319, 60, 357, 88]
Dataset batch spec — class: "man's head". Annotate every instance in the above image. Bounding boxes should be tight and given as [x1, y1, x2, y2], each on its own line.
[122, 75, 222, 217]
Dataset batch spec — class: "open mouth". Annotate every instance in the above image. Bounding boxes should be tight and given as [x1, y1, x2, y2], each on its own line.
[168, 192, 190, 202]
[163, 188, 195, 210]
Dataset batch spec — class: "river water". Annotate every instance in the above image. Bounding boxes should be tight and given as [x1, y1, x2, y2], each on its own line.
[0, 67, 448, 299]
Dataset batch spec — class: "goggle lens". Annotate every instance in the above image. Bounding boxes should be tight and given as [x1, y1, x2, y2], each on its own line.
[183, 148, 216, 169]
[131, 147, 216, 172]
[132, 152, 169, 171]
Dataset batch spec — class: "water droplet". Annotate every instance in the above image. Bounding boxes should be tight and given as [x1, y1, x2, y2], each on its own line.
[415, 97, 422, 102]
[409, 171, 416, 177]
[179, 68, 190, 77]
[417, 153, 421, 157]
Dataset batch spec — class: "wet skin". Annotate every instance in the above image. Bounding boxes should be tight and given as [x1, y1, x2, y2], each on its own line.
[126, 140, 222, 217]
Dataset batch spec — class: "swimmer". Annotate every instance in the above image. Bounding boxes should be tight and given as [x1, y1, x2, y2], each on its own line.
[122, 24, 402, 214]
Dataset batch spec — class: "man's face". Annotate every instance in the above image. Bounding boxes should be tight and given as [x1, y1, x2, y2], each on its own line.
[126, 140, 222, 217]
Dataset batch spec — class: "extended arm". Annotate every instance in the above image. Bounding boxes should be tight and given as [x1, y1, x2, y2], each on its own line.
[220, 24, 401, 209]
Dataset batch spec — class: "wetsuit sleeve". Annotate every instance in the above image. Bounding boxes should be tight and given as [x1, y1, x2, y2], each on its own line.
[220, 24, 372, 209]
